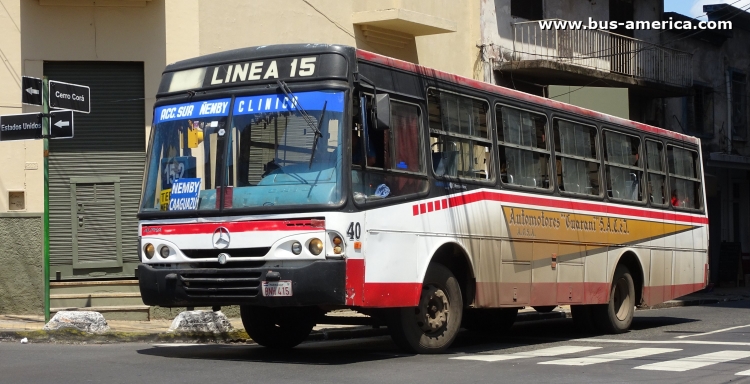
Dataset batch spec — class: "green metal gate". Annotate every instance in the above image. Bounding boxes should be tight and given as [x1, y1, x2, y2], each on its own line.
[45, 61, 145, 279]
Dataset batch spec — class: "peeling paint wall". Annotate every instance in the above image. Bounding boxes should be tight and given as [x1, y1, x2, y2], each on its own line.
[0, 216, 43, 315]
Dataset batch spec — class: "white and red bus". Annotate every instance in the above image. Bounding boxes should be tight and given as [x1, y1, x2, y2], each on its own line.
[138, 44, 708, 353]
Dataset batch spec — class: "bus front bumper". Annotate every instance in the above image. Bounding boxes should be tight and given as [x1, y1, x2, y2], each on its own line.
[137, 260, 346, 307]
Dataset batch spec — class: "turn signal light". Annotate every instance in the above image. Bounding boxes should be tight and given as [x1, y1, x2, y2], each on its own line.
[332, 236, 342, 246]
[309, 238, 323, 255]
[144, 243, 155, 259]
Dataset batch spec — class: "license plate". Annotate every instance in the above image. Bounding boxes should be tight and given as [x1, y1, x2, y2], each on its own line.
[262, 280, 292, 297]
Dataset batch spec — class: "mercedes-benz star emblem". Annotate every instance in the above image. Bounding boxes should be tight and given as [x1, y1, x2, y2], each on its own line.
[212, 227, 231, 249]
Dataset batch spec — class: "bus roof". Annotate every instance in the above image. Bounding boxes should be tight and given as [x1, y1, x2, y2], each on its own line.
[163, 43, 353, 73]
[356, 49, 700, 145]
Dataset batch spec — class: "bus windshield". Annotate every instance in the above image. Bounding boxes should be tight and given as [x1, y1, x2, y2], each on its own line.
[227, 90, 344, 209]
[141, 98, 231, 212]
[140, 90, 344, 213]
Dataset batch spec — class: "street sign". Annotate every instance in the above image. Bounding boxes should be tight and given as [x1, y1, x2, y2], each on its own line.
[50, 110, 74, 139]
[22, 76, 43, 106]
[49, 80, 90, 114]
[0, 113, 42, 141]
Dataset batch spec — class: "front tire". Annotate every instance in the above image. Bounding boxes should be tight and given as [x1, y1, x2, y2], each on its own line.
[240, 306, 316, 349]
[388, 264, 463, 354]
[592, 265, 635, 333]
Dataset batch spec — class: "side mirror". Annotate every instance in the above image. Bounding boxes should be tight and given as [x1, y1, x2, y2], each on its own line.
[374, 94, 391, 130]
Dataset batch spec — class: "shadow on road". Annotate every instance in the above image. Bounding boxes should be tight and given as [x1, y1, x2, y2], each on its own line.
[138, 314, 700, 364]
[137, 336, 411, 365]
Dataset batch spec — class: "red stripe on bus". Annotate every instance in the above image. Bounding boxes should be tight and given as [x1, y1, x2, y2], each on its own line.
[362, 283, 422, 307]
[412, 190, 708, 225]
[141, 219, 324, 236]
[345, 259, 421, 307]
[356, 49, 699, 145]
[643, 282, 706, 306]
[345, 258, 365, 306]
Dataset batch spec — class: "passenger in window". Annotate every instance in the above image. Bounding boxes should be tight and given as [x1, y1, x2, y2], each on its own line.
[671, 190, 679, 207]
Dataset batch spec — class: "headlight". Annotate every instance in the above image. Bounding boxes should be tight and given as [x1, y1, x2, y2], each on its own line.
[291, 241, 302, 255]
[309, 238, 323, 255]
[159, 245, 171, 258]
[144, 243, 155, 259]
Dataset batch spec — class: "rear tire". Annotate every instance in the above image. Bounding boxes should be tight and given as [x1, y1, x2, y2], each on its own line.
[462, 308, 518, 335]
[592, 265, 635, 334]
[240, 306, 316, 349]
[388, 264, 463, 354]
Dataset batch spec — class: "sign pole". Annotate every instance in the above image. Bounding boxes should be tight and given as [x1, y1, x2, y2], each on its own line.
[42, 77, 50, 322]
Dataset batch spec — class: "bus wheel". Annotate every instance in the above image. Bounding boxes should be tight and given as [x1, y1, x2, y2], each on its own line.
[388, 264, 463, 354]
[240, 306, 316, 349]
[462, 308, 518, 335]
[593, 265, 635, 334]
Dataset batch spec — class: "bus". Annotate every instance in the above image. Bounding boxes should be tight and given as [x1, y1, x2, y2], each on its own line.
[138, 44, 708, 353]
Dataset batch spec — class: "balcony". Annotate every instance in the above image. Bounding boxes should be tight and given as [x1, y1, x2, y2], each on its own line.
[500, 19, 693, 96]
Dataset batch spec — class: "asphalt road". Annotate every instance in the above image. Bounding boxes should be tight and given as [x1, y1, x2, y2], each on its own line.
[4, 301, 750, 384]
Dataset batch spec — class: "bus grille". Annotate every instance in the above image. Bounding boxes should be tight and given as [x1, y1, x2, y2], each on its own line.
[180, 270, 263, 299]
[181, 247, 270, 259]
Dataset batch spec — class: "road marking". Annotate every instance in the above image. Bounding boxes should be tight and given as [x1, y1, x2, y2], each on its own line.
[634, 351, 750, 372]
[736, 368, 750, 376]
[675, 324, 750, 339]
[572, 338, 750, 347]
[451, 346, 601, 362]
[539, 348, 680, 366]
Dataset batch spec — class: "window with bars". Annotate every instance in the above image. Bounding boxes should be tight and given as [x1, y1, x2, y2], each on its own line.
[731, 72, 747, 141]
[554, 119, 601, 196]
[496, 105, 551, 189]
[687, 85, 714, 137]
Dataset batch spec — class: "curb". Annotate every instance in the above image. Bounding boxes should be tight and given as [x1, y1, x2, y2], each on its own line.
[639, 296, 747, 310]
[2, 298, 743, 344]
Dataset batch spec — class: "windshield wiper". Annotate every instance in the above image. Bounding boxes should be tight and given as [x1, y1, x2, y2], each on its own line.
[277, 80, 322, 168]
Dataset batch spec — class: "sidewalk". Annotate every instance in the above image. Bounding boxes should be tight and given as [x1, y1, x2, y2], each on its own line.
[1, 286, 747, 343]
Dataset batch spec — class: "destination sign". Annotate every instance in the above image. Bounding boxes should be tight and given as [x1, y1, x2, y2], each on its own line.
[154, 98, 231, 124]
[0, 113, 42, 141]
[233, 91, 344, 116]
[49, 80, 91, 114]
[159, 53, 348, 94]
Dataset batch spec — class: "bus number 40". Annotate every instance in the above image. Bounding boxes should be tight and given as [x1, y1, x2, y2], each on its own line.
[347, 222, 361, 240]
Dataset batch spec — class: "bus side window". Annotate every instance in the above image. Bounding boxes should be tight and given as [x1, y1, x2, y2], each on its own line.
[668, 145, 703, 210]
[352, 96, 427, 203]
[427, 89, 492, 180]
[554, 119, 601, 196]
[603, 130, 643, 202]
[497, 105, 550, 189]
[646, 140, 667, 205]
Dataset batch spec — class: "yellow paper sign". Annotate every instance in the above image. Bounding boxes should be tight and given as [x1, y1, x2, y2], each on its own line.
[160, 189, 171, 211]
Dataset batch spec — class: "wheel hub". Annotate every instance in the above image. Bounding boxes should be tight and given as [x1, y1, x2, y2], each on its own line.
[415, 285, 449, 333]
[613, 276, 631, 321]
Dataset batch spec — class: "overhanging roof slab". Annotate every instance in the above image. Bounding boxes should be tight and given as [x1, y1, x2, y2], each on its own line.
[352, 8, 457, 36]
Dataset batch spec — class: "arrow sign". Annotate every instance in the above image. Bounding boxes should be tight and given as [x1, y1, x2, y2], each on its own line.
[50, 110, 74, 139]
[21, 76, 43, 106]
[49, 80, 90, 114]
[0, 113, 43, 141]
